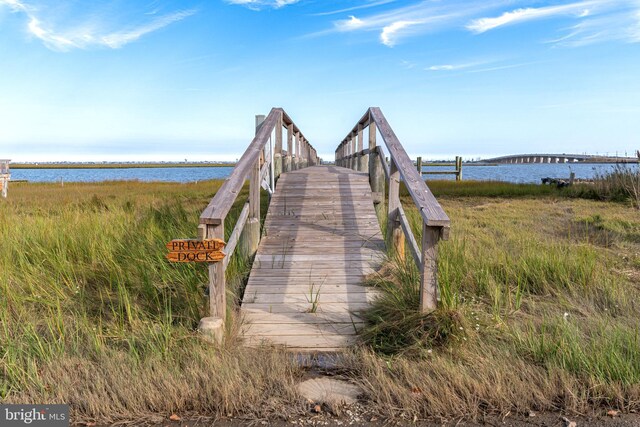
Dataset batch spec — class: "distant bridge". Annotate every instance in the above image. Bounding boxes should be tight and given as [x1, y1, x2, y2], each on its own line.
[477, 153, 639, 164]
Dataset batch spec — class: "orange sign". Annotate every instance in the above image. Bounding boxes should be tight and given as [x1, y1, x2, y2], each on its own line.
[166, 239, 225, 263]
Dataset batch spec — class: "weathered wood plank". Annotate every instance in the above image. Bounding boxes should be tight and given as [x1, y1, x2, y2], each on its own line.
[241, 166, 385, 351]
[244, 292, 378, 304]
[244, 334, 358, 349]
[243, 322, 364, 336]
[242, 302, 371, 314]
[223, 202, 249, 268]
[243, 311, 364, 324]
[398, 204, 422, 268]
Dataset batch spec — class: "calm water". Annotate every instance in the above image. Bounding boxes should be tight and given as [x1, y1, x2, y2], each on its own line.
[10, 163, 638, 184]
[10, 167, 235, 183]
[423, 163, 639, 184]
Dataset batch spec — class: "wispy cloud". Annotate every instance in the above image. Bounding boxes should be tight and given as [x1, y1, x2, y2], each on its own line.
[316, 0, 640, 48]
[325, 1, 493, 47]
[313, 0, 396, 17]
[0, 0, 195, 51]
[380, 20, 422, 46]
[548, 7, 640, 46]
[427, 62, 483, 71]
[466, 1, 596, 33]
[426, 60, 535, 74]
[467, 0, 640, 46]
[225, 0, 300, 10]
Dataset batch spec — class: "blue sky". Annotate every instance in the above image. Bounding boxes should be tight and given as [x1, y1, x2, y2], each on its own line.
[0, 0, 639, 162]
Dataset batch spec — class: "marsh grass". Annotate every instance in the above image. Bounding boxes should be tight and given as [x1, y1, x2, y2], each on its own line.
[1, 180, 639, 422]
[590, 164, 640, 208]
[358, 193, 640, 415]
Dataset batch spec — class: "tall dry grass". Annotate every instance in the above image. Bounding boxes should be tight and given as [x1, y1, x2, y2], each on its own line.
[358, 196, 640, 416]
[1, 181, 639, 423]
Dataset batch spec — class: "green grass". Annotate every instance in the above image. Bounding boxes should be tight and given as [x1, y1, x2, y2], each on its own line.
[1, 180, 639, 423]
[358, 191, 640, 414]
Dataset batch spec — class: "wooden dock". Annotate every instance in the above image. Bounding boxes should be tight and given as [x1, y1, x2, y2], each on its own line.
[241, 166, 385, 351]
[195, 107, 450, 352]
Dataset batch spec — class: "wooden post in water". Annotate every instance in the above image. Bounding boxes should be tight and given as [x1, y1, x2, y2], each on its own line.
[0, 160, 9, 198]
[386, 159, 405, 260]
[274, 111, 283, 180]
[416, 156, 422, 174]
[456, 156, 462, 181]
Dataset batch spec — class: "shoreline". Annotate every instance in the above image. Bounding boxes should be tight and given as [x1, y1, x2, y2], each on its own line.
[9, 162, 236, 169]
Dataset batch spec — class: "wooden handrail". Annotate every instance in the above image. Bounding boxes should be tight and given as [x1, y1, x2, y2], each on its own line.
[197, 108, 317, 332]
[334, 108, 450, 312]
[336, 108, 449, 227]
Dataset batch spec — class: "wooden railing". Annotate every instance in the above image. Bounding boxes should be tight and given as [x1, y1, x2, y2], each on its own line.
[335, 107, 450, 312]
[198, 108, 318, 328]
[416, 156, 462, 181]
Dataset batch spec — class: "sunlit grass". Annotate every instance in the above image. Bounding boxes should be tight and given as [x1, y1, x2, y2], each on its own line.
[1, 180, 639, 422]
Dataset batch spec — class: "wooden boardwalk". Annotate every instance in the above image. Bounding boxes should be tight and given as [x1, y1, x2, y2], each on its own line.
[241, 166, 385, 351]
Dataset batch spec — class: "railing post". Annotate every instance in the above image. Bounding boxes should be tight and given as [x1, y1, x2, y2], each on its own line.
[387, 159, 405, 260]
[294, 131, 300, 170]
[420, 225, 440, 312]
[368, 122, 385, 205]
[207, 224, 226, 318]
[351, 136, 357, 170]
[285, 124, 293, 173]
[357, 124, 366, 172]
[274, 111, 283, 180]
[198, 221, 226, 343]
[302, 138, 309, 169]
[346, 138, 351, 169]
[239, 116, 263, 260]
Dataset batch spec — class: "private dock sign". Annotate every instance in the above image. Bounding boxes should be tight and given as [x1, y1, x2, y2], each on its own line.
[166, 239, 226, 263]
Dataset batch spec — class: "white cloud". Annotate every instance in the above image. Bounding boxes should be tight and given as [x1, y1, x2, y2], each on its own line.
[549, 8, 640, 46]
[335, 15, 366, 31]
[100, 11, 196, 49]
[466, 1, 597, 33]
[427, 62, 482, 71]
[307, 0, 640, 49]
[314, 1, 496, 47]
[0, 1, 195, 51]
[0, 0, 28, 12]
[225, 0, 300, 10]
[380, 20, 421, 46]
[314, 0, 397, 17]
